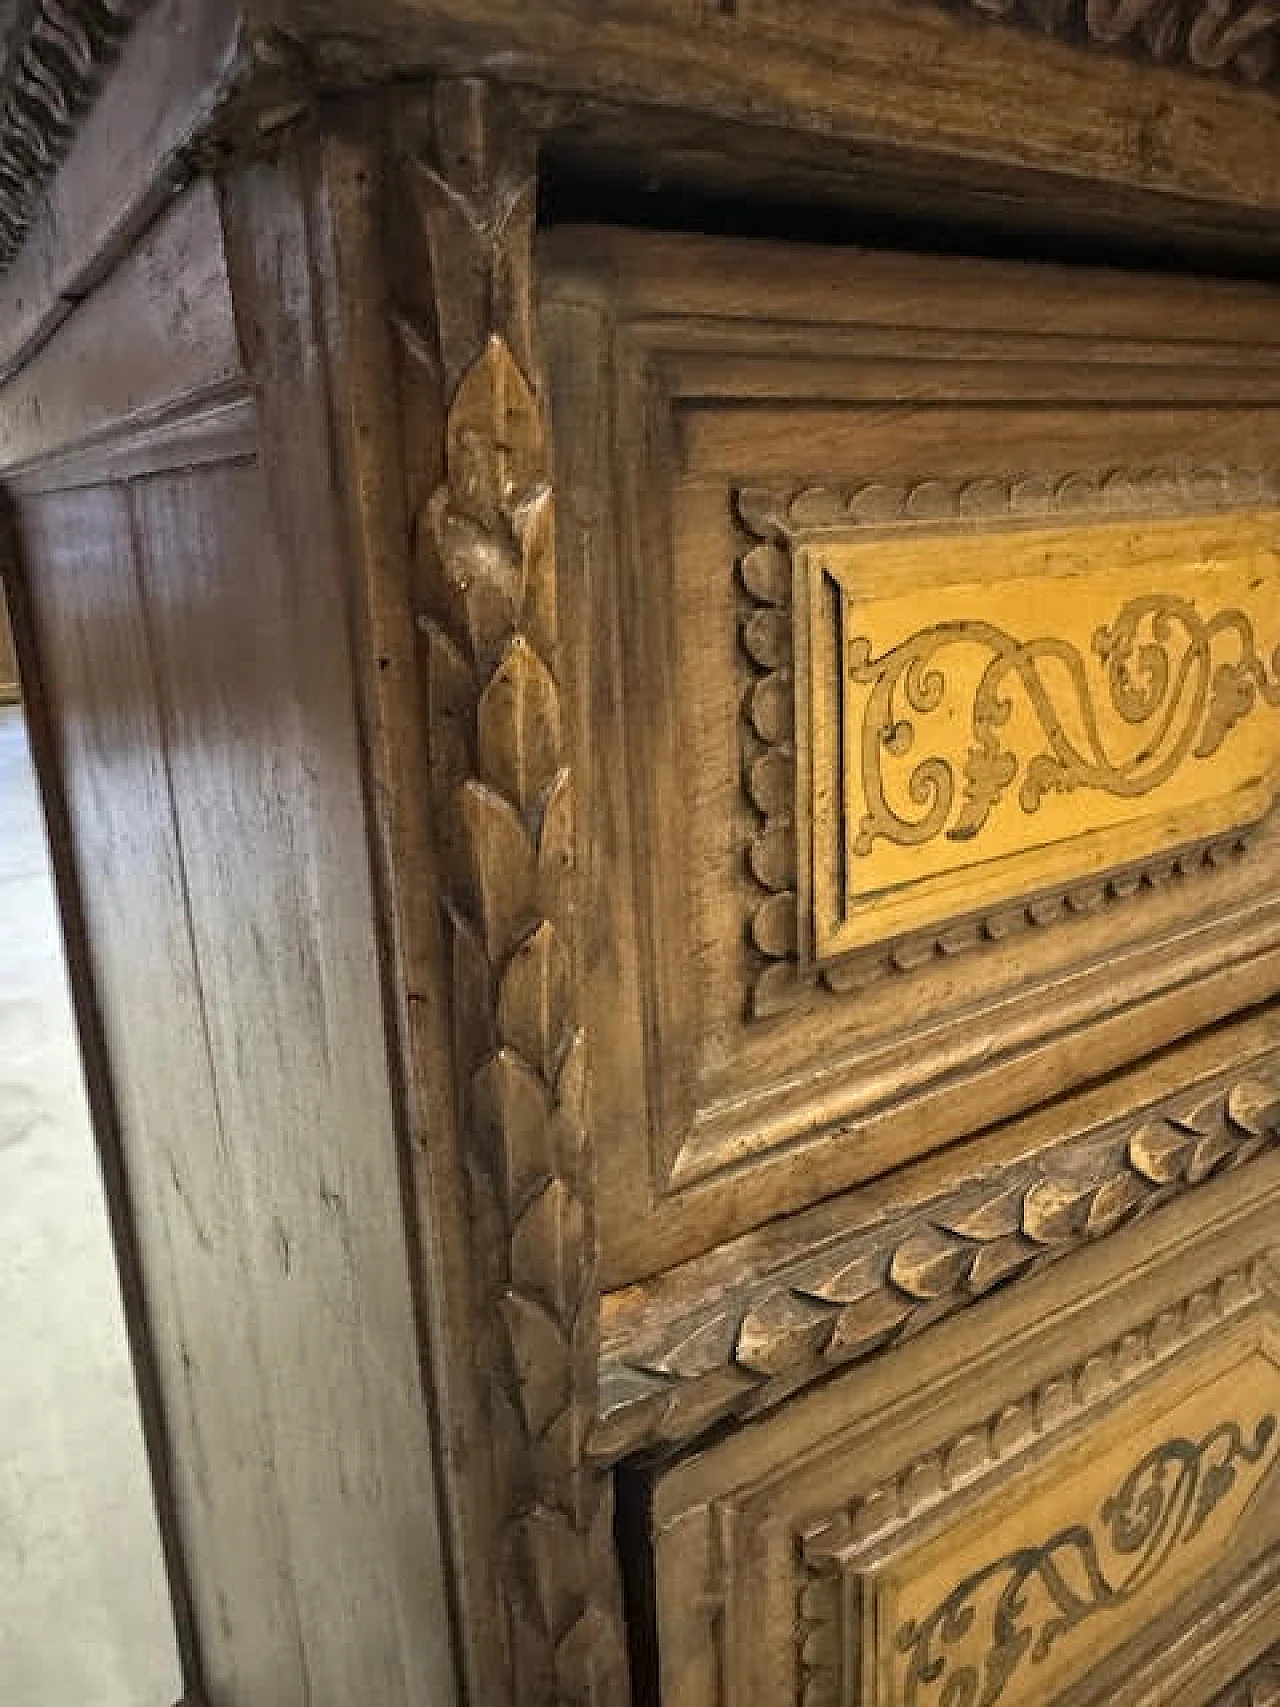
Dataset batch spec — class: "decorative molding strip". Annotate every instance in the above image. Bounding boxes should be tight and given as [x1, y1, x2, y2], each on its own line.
[738, 467, 1280, 1020]
[592, 1058, 1280, 1462]
[800, 1261, 1262, 1571]
[949, 0, 1280, 88]
[397, 81, 627, 1706]
[0, 0, 151, 269]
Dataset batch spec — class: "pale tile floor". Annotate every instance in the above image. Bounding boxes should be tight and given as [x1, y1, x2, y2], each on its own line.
[0, 704, 182, 1707]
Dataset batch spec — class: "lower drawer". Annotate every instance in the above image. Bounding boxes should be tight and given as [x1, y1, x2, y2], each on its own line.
[640, 1155, 1280, 1707]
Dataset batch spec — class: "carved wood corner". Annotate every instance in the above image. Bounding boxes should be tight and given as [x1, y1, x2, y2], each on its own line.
[392, 78, 628, 1707]
[0, 0, 152, 269]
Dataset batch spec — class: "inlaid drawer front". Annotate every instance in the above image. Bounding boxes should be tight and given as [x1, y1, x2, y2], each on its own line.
[645, 1173, 1280, 1707]
[745, 485, 1280, 989]
[806, 1341, 1278, 1707]
[542, 230, 1280, 1283]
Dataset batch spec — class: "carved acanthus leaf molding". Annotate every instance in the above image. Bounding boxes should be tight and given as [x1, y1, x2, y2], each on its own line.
[0, 0, 150, 268]
[950, 0, 1280, 86]
[738, 467, 1279, 1020]
[593, 1060, 1280, 1462]
[397, 80, 627, 1707]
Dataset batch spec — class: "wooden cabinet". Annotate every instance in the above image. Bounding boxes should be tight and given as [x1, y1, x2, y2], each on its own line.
[3, 6, 1280, 1707]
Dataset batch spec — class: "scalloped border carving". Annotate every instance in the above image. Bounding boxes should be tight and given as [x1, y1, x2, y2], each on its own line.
[738, 466, 1280, 1020]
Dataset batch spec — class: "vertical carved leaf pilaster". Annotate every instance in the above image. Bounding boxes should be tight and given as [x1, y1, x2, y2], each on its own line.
[395, 80, 628, 1707]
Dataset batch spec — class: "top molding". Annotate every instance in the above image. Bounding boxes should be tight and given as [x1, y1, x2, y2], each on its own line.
[0, 0, 151, 267]
[2, 0, 1280, 292]
[951, 0, 1279, 87]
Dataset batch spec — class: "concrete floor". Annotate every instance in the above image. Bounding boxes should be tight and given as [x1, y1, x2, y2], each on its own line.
[0, 704, 182, 1706]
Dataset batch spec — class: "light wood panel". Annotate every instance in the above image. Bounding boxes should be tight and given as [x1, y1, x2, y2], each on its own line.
[1, 157, 460, 1704]
[15, 479, 290, 1701]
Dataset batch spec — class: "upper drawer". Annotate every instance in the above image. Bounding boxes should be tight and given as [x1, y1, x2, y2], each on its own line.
[540, 229, 1280, 1287]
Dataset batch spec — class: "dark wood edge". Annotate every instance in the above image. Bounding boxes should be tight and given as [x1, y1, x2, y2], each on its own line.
[0, 495, 207, 1701]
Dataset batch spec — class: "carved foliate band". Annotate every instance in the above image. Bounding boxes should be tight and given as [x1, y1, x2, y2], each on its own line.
[951, 0, 1280, 85]
[397, 81, 626, 1707]
[594, 1059, 1280, 1461]
[0, 0, 150, 268]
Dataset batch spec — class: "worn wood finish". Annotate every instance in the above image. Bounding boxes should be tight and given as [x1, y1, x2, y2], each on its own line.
[0, 173, 457, 1707]
[8, 2, 1280, 1704]
[0, 0, 244, 386]
[0, 0, 151, 268]
[277, 0, 1280, 239]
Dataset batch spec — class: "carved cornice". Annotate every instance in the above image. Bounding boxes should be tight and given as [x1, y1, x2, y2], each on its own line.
[950, 1, 1280, 87]
[593, 1059, 1280, 1462]
[739, 467, 1279, 1019]
[397, 81, 627, 1707]
[0, 0, 151, 268]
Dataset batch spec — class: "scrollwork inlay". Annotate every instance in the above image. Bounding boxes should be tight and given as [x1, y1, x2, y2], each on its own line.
[896, 1414, 1277, 1707]
[848, 594, 1280, 859]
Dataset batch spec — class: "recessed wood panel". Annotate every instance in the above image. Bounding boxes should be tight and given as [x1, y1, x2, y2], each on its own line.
[795, 511, 1280, 962]
[867, 1349, 1279, 1707]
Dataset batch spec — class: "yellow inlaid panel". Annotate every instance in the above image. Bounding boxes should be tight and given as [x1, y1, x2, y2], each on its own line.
[873, 1343, 1280, 1707]
[801, 512, 1280, 961]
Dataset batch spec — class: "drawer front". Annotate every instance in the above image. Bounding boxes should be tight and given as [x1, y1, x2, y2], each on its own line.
[644, 1161, 1280, 1707]
[541, 229, 1280, 1286]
